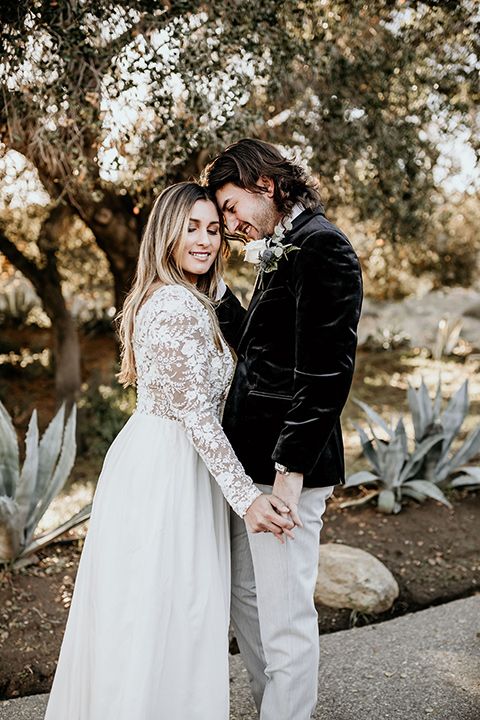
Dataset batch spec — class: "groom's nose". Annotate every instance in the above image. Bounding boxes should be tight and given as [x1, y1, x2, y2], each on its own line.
[224, 214, 237, 234]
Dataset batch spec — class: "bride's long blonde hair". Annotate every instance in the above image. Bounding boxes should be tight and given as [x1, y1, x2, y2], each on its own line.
[117, 182, 229, 387]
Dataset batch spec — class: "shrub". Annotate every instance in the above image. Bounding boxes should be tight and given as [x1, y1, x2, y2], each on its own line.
[344, 379, 480, 512]
[0, 401, 90, 564]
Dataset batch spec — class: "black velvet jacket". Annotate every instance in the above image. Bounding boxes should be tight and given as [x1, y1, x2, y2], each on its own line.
[216, 207, 363, 488]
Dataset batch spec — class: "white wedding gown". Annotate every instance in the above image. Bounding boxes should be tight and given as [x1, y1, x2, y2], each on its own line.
[44, 285, 261, 720]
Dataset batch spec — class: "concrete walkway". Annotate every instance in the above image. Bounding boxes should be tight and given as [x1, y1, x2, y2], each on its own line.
[1, 595, 479, 720]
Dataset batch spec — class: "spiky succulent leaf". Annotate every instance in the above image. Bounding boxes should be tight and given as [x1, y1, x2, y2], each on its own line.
[15, 410, 40, 532]
[28, 404, 66, 521]
[0, 496, 22, 563]
[344, 471, 382, 487]
[402, 487, 429, 502]
[384, 422, 409, 488]
[0, 400, 20, 498]
[25, 406, 77, 543]
[436, 421, 480, 487]
[433, 379, 443, 420]
[438, 380, 469, 457]
[20, 502, 91, 559]
[377, 488, 399, 514]
[373, 436, 391, 475]
[402, 480, 452, 508]
[408, 378, 434, 442]
[350, 421, 381, 475]
[407, 381, 423, 441]
[449, 471, 480, 488]
[353, 399, 392, 437]
[399, 432, 445, 482]
[395, 415, 408, 453]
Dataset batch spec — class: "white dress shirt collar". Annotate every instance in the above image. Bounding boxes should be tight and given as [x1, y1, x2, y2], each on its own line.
[282, 202, 304, 230]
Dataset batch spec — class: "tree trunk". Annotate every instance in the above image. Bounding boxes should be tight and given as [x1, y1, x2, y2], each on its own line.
[42, 286, 81, 413]
[0, 209, 81, 412]
[72, 190, 141, 311]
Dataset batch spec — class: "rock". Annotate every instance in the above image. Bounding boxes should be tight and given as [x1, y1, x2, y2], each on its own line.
[315, 544, 399, 614]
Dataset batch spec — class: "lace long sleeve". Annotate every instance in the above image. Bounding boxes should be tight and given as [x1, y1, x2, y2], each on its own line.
[136, 288, 261, 517]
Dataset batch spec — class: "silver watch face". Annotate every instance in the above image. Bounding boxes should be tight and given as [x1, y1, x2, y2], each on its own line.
[275, 463, 289, 474]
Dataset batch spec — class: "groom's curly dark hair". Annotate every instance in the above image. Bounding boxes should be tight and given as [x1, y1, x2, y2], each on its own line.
[201, 138, 322, 216]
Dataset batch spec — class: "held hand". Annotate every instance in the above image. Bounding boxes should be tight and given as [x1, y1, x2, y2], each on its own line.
[244, 494, 296, 543]
[272, 471, 303, 529]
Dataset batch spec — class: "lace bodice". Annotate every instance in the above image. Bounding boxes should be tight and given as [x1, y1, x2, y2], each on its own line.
[134, 285, 261, 517]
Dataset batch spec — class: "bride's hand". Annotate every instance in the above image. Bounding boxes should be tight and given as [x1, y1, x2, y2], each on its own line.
[244, 494, 295, 543]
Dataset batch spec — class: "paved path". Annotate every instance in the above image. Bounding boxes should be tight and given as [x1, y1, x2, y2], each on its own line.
[1, 595, 479, 720]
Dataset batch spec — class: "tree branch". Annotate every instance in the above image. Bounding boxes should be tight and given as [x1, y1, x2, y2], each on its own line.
[0, 227, 44, 288]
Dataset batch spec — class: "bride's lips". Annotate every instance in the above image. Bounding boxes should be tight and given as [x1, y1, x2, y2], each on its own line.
[189, 252, 211, 260]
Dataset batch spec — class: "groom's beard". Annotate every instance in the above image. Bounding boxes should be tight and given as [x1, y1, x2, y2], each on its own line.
[247, 196, 282, 240]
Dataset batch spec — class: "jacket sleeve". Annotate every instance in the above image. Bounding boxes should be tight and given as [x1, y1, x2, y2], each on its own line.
[215, 286, 247, 352]
[271, 229, 363, 475]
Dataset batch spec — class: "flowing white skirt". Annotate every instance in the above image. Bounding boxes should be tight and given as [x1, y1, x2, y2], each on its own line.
[45, 411, 231, 720]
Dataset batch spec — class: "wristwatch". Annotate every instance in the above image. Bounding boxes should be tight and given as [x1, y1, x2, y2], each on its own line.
[274, 462, 291, 476]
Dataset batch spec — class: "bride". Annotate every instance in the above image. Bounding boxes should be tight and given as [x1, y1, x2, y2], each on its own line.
[44, 182, 294, 720]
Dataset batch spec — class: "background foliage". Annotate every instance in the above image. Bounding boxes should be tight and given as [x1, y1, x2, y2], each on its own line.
[0, 0, 479, 408]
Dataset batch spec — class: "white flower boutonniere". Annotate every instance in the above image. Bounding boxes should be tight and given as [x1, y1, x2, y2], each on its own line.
[243, 221, 299, 284]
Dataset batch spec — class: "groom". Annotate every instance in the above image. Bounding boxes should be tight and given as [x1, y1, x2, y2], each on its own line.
[203, 139, 363, 720]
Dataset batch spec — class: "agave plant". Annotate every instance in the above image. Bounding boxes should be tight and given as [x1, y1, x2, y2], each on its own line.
[344, 400, 451, 514]
[0, 276, 40, 325]
[407, 378, 480, 489]
[0, 401, 91, 564]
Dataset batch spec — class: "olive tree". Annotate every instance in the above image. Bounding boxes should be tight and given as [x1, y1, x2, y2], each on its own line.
[0, 0, 478, 405]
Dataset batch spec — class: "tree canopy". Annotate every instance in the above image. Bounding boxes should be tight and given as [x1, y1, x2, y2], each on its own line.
[1, 0, 479, 264]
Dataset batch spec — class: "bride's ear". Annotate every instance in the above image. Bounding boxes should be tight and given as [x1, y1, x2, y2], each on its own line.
[257, 176, 275, 198]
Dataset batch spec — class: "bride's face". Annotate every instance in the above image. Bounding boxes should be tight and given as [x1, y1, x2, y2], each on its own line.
[175, 200, 222, 284]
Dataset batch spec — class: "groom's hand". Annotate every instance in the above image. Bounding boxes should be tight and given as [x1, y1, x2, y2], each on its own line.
[244, 494, 295, 543]
[272, 471, 303, 529]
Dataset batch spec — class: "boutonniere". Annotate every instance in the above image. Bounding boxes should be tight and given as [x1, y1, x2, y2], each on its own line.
[243, 221, 299, 284]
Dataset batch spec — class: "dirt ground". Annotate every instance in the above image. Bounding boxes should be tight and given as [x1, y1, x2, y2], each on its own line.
[0, 327, 479, 700]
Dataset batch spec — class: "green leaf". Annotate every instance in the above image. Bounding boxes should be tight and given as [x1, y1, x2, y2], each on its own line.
[344, 471, 381, 487]
[449, 467, 480, 488]
[385, 422, 409, 488]
[399, 432, 445, 483]
[408, 378, 433, 441]
[15, 411, 39, 533]
[350, 421, 381, 475]
[438, 380, 469, 457]
[0, 497, 22, 564]
[0, 400, 20, 498]
[28, 404, 66, 522]
[402, 487, 428, 502]
[20, 502, 91, 560]
[353, 399, 392, 436]
[407, 380, 424, 440]
[438, 420, 480, 483]
[433, 378, 442, 420]
[402, 480, 452, 508]
[377, 488, 396, 514]
[25, 406, 77, 544]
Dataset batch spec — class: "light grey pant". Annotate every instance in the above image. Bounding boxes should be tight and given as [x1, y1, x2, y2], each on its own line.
[230, 483, 333, 720]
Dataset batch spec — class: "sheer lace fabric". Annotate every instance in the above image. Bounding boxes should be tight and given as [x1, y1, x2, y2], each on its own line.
[134, 285, 261, 517]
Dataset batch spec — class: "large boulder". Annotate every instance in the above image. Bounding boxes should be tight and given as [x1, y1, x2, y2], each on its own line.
[315, 544, 399, 614]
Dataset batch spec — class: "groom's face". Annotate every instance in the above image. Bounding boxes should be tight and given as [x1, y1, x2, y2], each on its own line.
[215, 181, 281, 241]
